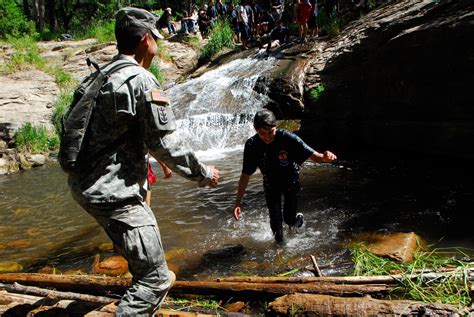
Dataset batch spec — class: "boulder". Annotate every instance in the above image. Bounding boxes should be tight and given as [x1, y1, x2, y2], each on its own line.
[92, 254, 129, 276]
[301, 0, 474, 159]
[366, 232, 422, 263]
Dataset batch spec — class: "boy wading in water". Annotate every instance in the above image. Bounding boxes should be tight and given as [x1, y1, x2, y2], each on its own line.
[233, 109, 337, 242]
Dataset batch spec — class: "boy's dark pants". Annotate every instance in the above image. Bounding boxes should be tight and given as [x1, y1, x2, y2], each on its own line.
[264, 180, 300, 233]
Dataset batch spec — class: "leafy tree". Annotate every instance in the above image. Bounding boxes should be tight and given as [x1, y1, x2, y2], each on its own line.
[0, 0, 36, 38]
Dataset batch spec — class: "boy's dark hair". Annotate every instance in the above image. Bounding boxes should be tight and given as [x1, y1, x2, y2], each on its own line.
[254, 109, 277, 130]
[115, 27, 149, 54]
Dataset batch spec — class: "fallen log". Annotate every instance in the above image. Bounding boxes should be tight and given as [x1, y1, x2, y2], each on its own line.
[0, 282, 117, 304]
[0, 273, 390, 298]
[219, 268, 474, 285]
[268, 293, 472, 316]
[171, 280, 390, 298]
[0, 273, 130, 295]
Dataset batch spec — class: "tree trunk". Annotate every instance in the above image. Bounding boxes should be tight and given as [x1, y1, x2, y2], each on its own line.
[33, 0, 45, 33]
[268, 293, 472, 316]
[46, 0, 57, 32]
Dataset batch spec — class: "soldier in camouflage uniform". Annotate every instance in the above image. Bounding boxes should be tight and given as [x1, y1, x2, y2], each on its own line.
[67, 7, 220, 316]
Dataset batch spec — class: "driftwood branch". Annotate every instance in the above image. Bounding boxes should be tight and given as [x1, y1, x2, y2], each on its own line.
[0, 282, 117, 304]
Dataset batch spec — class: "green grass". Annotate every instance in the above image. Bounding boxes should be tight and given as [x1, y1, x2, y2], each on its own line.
[52, 91, 74, 135]
[75, 20, 115, 43]
[15, 123, 59, 153]
[350, 243, 473, 307]
[149, 63, 166, 85]
[165, 297, 223, 311]
[3, 35, 45, 72]
[199, 19, 234, 63]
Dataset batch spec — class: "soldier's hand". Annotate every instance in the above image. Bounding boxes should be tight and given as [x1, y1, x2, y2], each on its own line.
[207, 166, 220, 187]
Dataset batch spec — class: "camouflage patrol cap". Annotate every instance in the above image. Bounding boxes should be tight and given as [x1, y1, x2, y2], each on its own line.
[115, 7, 164, 39]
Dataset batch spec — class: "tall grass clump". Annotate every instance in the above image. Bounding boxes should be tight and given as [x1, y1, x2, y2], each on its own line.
[350, 243, 473, 307]
[149, 63, 165, 85]
[199, 19, 234, 63]
[4, 35, 45, 72]
[15, 123, 59, 153]
[52, 91, 74, 135]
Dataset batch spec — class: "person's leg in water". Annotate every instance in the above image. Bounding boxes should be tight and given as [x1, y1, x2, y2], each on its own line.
[265, 186, 284, 242]
[283, 180, 304, 230]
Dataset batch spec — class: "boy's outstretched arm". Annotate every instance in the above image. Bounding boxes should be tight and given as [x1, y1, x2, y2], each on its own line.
[310, 150, 337, 163]
[233, 174, 251, 221]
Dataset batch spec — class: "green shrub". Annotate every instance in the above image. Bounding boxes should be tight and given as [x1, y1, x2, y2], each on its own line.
[0, 0, 36, 39]
[52, 91, 74, 135]
[308, 83, 326, 103]
[318, 9, 341, 37]
[15, 123, 58, 153]
[199, 19, 234, 62]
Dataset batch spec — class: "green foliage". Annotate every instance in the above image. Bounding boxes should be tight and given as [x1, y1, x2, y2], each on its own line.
[4, 35, 45, 72]
[15, 123, 58, 153]
[166, 298, 223, 311]
[149, 63, 165, 85]
[318, 9, 341, 37]
[308, 83, 326, 103]
[75, 20, 115, 43]
[199, 19, 234, 63]
[350, 244, 474, 307]
[52, 91, 74, 135]
[277, 120, 301, 132]
[0, 0, 36, 39]
[52, 68, 77, 90]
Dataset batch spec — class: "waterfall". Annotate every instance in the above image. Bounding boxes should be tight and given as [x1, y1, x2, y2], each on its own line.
[167, 57, 276, 156]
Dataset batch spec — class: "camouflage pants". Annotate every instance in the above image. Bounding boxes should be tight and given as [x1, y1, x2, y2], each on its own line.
[81, 200, 174, 316]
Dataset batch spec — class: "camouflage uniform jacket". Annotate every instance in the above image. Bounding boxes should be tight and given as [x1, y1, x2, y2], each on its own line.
[69, 54, 212, 210]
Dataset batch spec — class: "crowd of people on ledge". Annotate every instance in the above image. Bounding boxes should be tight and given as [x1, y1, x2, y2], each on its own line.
[156, 0, 323, 51]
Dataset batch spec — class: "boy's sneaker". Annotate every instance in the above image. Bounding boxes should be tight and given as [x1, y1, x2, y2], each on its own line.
[294, 213, 304, 228]
[274, 228, 284, 243]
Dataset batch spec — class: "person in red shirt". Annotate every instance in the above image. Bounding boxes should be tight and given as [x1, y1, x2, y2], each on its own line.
[295, 0, 312, 42]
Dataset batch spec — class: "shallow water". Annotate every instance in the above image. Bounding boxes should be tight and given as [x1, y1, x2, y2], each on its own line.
[1, 56, 473, 278]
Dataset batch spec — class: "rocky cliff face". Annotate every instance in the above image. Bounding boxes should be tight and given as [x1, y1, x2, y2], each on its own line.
[301, 0, 474, 159]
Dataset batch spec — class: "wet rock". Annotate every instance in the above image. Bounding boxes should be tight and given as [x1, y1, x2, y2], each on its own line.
[0, 150, 20, 175]
[27, 154, 47, 167]
[0, 261, 23, 273]
[0, 140, 7, 150]
[367, 232, 422, 263]
[7, 239, 31, 249]
[92, 254, 129, 276]
[202, 244, 245, 263]
[225, 301, 246, 312]
[97, 242, 114, 252]
[18, 153, 32, 170]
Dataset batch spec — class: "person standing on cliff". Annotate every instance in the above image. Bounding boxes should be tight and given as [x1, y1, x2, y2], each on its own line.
[64, 7, 220, 315]
[232, 109, 336, 242]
